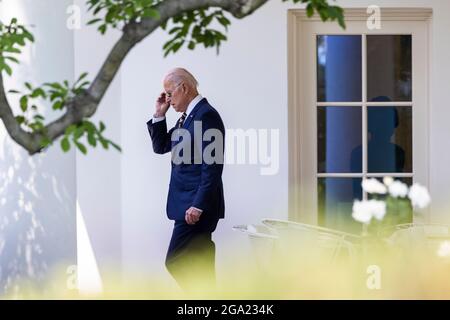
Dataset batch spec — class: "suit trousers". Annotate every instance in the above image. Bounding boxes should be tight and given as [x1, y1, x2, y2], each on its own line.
[165, 215, 219, 292]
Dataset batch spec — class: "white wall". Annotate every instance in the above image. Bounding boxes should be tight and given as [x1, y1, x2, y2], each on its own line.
[118, 0, 450, 284]
[73, 0, 123, 282]
[0, 0, 76, 295]
[121, 0, 291, 282]
[2, 0, 448, 292]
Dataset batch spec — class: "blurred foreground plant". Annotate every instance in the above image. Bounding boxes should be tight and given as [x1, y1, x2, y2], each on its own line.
[352, 178, 431, 237]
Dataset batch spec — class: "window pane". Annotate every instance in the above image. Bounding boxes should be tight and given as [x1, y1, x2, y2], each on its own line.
[367, 35, 412, 101]
[318, 106, 362, 173]
[317, 35, 362, 102]
[367, 106, 412, 173]
[318, 178, 363, 234]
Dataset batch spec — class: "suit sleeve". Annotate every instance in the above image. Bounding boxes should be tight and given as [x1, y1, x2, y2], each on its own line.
[146, 118, 176, 154]
[192, 110, 225, 212]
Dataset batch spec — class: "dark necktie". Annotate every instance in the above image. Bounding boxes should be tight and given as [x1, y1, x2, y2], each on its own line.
[178, 112, 187, 128]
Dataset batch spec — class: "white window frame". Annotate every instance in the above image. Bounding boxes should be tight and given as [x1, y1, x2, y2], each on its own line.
[287, 8, 433, 225]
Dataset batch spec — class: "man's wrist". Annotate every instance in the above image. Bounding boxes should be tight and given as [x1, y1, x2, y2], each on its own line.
[153, 112, 166, 118]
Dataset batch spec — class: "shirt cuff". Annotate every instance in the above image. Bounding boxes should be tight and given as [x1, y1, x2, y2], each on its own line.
[192, 207, 203, 213]
[152, 116, 165, 123]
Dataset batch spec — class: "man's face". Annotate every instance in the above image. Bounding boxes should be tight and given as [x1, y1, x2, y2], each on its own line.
[164, 80, 188, 112]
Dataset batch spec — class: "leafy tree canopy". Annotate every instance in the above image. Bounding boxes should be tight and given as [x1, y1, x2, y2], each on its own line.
[0, 0, 344, 155]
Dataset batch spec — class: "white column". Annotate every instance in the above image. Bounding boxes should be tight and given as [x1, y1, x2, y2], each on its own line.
[0, 0, 76, 295]
[73, 0, 123, 282]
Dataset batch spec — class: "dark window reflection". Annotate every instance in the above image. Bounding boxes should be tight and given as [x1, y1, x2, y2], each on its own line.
[350, 97, 412, 173]
[318, 107, 362, 173]
[367, 35, 412, 101]
[317, 35, 362, 102]
[318, 178, 363, 234]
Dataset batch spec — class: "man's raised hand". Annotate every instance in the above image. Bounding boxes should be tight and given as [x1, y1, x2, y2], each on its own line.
[154, 92, 170, 118]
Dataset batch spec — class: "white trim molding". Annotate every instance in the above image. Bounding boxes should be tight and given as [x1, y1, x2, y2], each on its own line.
[290, 7, 433, 22]
[287, 8, 432, 225]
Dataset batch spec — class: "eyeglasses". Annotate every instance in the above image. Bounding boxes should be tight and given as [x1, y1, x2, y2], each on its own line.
[165, 82, 183, 98]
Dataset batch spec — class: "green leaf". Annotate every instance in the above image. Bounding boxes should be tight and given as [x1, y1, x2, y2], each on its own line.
[29, 122, 44, 132]
[74, 81, 90, 91]
[200, 14, 214, 27]
[107, 140, 122, 152]
[306, 4, 314, 17]
[98, 24, 107, 34]
[75, 72, 88, 85]
[15, 115, 26, 125]
[75, 141, 87, 154]
[99, 137, 109, 149]
[44, 82, 64, 91]
[74, 126, 85, 139]
[216, 16, 230, 30]
[3, 47, 21, 54]
[22, 30, 34, 42]
[87, 18, 102, 25]
[40, 136, 52, 148]
[105, 7, 119, 23]
[168, 27, 182, 35]
[65, 124, 77, 135]
[49, 92, 61, 101]
[31, 88, 47, 99]
[52, 100, 64, 110]
[1, 63, 12, 76]
[61, 137, 70, 152]
[4, 56, 19, 64]
[99, 121, 106, 132]
[83, 120, 96, 132]
[142, 8, 160, 19]
[20, 95, 28, 112]
[87, 131, 97, 147]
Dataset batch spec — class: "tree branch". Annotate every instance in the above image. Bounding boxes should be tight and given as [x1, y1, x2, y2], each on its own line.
[1, 0, 269, 155]
[0, 72, 42, 151]
[88, 0, 269, 102]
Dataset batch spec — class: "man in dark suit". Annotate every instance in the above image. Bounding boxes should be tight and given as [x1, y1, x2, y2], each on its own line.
[147, 68, 225, 291]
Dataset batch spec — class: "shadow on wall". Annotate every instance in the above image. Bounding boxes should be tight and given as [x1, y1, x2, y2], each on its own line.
[0, 136, 76, 296]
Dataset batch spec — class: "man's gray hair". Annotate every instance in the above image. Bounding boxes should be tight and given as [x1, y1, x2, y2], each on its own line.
[165, 68, 199, 90]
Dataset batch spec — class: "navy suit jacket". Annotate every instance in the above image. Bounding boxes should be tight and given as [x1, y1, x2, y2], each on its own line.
[147, 98, 225, 221]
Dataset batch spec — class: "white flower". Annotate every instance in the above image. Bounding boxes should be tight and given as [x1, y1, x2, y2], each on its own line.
[362, 178, 387, 194]
[352, 201, 372, 224]
[383, 176, 394, 186]
[408, 183, 431, 209]
[437, 241, 450, 258]
[370, 200, 387, 221]
[352, 200, 386, 224]
[388, 180, 409, 198]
